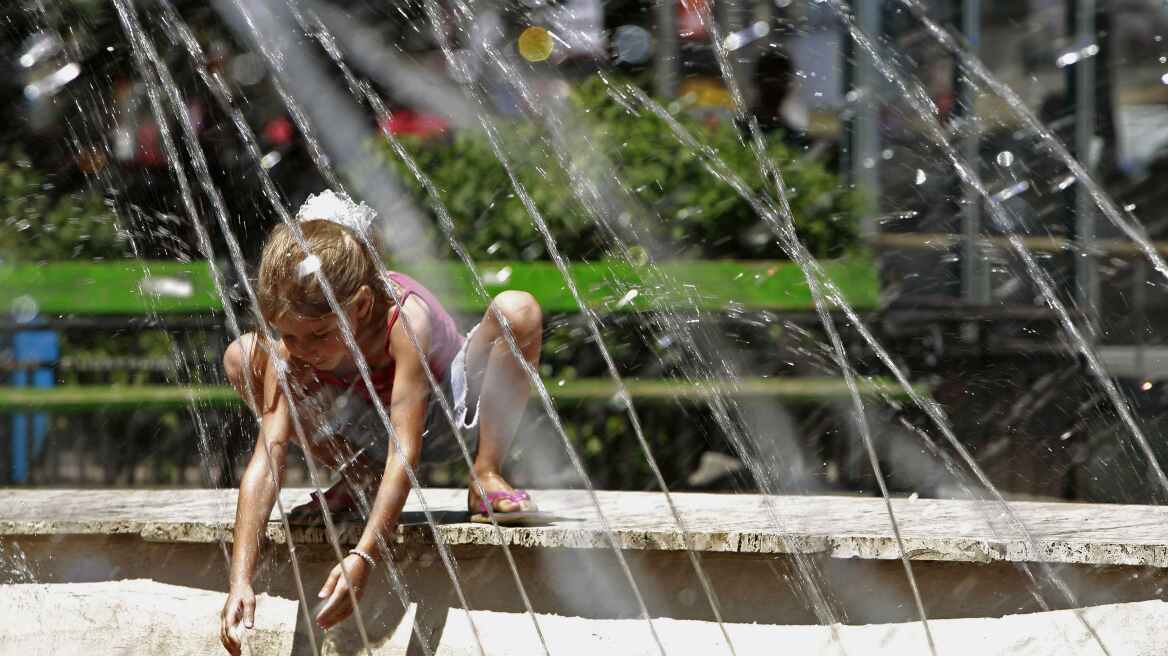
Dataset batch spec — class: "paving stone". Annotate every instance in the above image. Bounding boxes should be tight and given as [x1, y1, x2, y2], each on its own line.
[334, 600, 1168, 655]
[0, 579, 297, 656]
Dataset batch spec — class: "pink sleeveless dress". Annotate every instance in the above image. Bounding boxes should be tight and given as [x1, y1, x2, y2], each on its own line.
[313, 271, 464, 399]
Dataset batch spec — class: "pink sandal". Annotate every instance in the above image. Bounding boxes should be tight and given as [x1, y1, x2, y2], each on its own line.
[469, 489, 553, 525]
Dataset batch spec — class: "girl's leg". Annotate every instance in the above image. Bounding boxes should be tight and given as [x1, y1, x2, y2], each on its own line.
[223, 333, 265, 415]
[465, 291, 543, 513]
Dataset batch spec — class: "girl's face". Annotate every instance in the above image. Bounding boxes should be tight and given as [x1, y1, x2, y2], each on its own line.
[272, 313, 349, 371]
[271, 286, 373, 371]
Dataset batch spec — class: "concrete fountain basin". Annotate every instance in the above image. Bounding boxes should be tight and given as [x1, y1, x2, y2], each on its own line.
[3, 489, 1167, 653]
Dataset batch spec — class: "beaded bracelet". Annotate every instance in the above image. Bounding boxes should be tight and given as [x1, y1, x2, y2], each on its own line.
[347, 548, 375, 568]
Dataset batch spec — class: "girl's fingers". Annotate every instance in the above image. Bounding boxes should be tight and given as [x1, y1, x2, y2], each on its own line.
[221, 599, 242, 655]
[318, 567, 338, 599]
[243, 596, 256, 629]
[222, 598, 240, 632]
[316, 581, 351, 629]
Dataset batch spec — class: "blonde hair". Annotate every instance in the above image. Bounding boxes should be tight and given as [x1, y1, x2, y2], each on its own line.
[256, 219, 389, 325]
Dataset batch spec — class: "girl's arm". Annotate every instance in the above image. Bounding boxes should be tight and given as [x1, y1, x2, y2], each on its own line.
[360, 315, 430, 547]
[221, 361, 293, 652]
[314, 302, 432, 629]
[230, 389, 291, 585]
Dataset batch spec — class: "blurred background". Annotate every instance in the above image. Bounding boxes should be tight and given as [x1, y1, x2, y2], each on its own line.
[3, 0, 1168, 505]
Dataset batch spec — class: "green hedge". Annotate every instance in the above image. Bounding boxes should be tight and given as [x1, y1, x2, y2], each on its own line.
[0, 155, 124, 262]
[379, 76, 859, 262]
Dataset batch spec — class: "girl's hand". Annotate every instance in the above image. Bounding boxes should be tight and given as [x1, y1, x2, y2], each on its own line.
[220, 582, 256, 655]
[315, 553, 371, 630]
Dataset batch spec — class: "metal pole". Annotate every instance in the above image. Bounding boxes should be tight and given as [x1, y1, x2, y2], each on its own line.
[1073, 0, 1099, 334]
[959, 0, 988, 310]
[853, 0, 881, 235]
[654, 0, 679, 98]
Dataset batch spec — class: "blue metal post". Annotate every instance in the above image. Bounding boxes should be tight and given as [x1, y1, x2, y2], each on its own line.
[11, 330, 58, 483]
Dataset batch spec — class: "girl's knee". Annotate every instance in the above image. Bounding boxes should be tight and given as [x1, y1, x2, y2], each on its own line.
[491, 291, 542, 337]
[223, 333, 259, 388]
[223, 340, 244, 387]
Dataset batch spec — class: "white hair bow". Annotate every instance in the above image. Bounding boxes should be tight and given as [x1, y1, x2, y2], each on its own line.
[295, 189, 376, 236]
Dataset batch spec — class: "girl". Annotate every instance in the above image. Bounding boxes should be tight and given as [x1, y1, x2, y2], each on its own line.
[218, 191, 545, 652]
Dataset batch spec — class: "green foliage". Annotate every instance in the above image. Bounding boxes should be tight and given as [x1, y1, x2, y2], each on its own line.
[0, 155, 125, 262]
[378, 75, 859, 261]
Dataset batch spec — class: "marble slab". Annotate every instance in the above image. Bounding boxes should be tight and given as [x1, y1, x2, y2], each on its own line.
[4, 488, 1168, 567]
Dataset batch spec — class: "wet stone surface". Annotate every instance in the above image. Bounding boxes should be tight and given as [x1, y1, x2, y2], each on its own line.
[3, 488, 1168, 567]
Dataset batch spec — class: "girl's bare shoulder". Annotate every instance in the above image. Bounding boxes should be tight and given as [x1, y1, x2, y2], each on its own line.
[389, 295, 433, 354]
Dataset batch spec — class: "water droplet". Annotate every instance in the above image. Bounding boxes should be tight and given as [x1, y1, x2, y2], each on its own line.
[1054, 175, 1076, 191]
[260, 150, 282, 170]
[881, 148, 894, 160]
[518, 26, 554, 62]
[612, 25, 651, 65]
[615, 288, 639, 308]
[229, 52, 266, 87]
[996, 151, 1014, 167]
[295, 255, 321, 279]
[992, 180, 1030, 202]
[491, 266, 512, 284]
[915, 169, 927, 185]
[10, 296, 38, 324]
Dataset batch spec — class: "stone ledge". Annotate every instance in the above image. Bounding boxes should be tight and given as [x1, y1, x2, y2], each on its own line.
[4, 489, 1168, 567]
